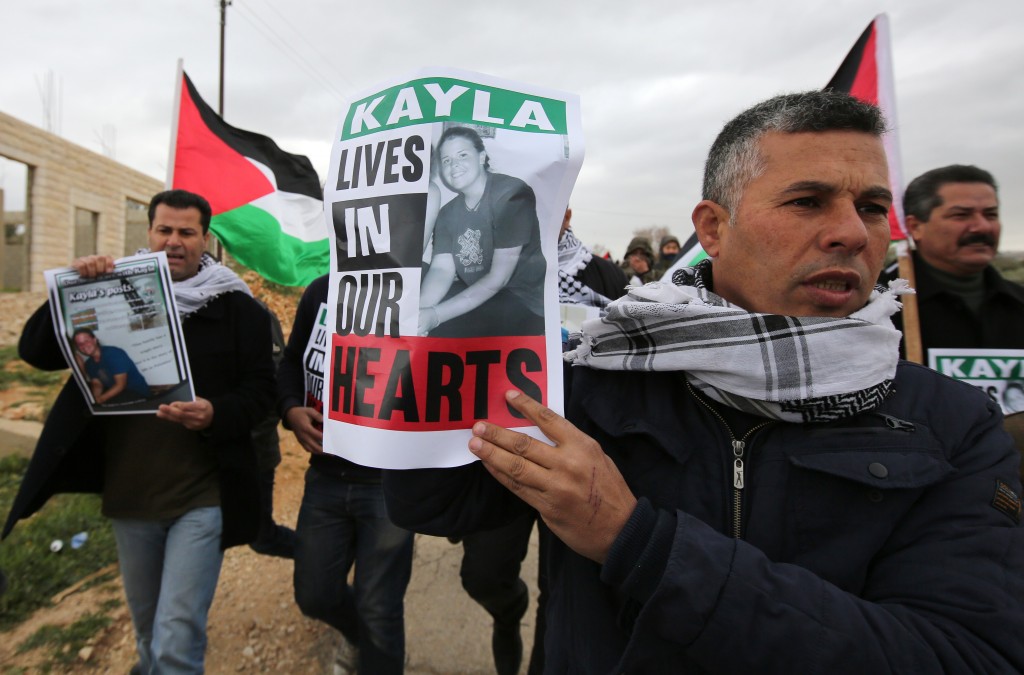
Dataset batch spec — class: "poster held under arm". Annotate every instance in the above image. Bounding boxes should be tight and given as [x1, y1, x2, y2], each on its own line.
[322, 67, 584, 468]
[43, 252, 195, 415]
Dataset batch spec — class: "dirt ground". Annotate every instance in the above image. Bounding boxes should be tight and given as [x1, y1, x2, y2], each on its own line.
[0, 290, 539, 674]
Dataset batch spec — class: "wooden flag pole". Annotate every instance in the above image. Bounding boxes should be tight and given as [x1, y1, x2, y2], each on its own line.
[895, 241, 924, 364]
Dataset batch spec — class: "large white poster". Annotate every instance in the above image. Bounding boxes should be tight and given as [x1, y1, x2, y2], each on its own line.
[321, 68, 583, 468]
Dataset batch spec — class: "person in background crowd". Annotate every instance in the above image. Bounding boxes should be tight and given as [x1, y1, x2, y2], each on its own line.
[652, 234, 681, 279]
[881, 165, 1024, 362]
[248, 301, 297, 559]
[619, 236, 655, 286]
[557, 207, 629, 308]
[278, 274, 414, 675]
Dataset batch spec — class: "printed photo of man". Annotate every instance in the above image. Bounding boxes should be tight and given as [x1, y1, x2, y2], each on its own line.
[72, 328, 151, 405]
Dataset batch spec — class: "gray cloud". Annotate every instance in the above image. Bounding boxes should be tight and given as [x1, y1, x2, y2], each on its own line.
[2, 0, 1022, 258]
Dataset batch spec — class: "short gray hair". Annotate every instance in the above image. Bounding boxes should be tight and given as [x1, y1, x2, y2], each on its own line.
[702, 90, 887, 214]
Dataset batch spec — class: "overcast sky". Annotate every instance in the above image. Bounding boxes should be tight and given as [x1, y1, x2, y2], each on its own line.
[3, 0, 1022, 259]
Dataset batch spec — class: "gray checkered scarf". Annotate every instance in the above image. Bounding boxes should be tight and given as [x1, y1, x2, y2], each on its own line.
[564, 259, 912, 423]
[558, 229, 613, 309]
[136, 249, 252, 317]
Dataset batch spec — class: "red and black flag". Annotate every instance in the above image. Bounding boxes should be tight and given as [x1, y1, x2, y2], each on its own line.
[168, 64, 328, 286]
[826, 14, 908, 241]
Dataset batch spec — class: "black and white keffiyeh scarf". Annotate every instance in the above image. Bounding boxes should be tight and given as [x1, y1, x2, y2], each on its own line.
[557, 229, 614, 310]
[564, 259, 912, 423]
[137, 249, 252, 318]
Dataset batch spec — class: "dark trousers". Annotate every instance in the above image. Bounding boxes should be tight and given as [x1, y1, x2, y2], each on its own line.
[293, 467, 414, 675]
[460, 511, 535, 624]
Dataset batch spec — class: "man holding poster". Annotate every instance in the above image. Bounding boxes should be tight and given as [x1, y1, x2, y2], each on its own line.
[278, 273, 414, 675]
[4, 190, 274, 675]
[384, 91, 1024, 672]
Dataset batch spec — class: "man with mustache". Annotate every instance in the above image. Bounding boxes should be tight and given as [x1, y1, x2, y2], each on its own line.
[884, 165, 1022, 362]
[384, 92, 1024, 673]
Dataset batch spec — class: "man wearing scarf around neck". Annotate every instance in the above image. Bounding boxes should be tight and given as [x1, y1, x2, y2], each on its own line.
[4, 189, 274, 674]
[384, 91, 1024, 673]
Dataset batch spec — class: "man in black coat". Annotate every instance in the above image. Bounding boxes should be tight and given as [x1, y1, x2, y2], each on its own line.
[882, 165, 1024, 363]
[384, 92, 1024, 673]
[3, 189, 274, 675]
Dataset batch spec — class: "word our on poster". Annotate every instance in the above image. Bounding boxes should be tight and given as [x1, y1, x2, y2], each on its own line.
[929, 348, 1024, 415]
[44, 252, 195, 415]
[322, 68, 584, 469]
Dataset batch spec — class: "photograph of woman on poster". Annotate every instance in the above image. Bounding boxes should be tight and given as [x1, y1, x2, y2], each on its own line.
[418, 126, 546, 337]
[72, 328, 151, 405]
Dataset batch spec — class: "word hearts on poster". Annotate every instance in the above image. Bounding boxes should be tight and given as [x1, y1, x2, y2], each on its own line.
[328, 334, 546, 432]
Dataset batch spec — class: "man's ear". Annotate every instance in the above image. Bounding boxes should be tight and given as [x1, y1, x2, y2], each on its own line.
[692, 200, 730, 258]
[906, 214, 925, 243]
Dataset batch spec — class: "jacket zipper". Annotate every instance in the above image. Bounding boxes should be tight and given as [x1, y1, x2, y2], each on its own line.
[872, 412, 916, 432]
[686, 381, 774, 539]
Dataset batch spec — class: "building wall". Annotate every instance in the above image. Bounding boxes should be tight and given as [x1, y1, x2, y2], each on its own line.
[0, 111, 163, 291]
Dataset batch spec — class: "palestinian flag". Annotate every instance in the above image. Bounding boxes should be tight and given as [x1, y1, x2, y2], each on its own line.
[826, 13, 908, 241]
[169, 69, 328, 286]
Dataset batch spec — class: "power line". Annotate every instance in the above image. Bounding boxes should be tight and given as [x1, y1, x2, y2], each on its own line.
[231, 2, 349, 102]
[246, 0, 359, 93]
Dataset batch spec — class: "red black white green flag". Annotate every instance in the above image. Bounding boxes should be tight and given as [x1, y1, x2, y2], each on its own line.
[168, 67, 328, 286]
[826, 13, 908, 241]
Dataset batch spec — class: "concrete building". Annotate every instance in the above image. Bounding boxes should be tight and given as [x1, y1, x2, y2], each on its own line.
[1, 110, 161, 291]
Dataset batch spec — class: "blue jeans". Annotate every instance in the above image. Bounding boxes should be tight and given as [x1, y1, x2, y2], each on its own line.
[111, 506, 224, 675]
[294, 467, 414, 675]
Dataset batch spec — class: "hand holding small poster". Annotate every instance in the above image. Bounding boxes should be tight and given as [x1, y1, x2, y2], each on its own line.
[44, 252, 195, 414]
[322, 68, 583, 468]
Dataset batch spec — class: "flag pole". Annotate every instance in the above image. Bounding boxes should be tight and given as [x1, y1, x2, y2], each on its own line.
[166, 59, 184, 190]
[895, 240, 924, 364]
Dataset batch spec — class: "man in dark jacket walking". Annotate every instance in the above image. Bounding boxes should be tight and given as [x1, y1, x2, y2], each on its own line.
[383, 91, 1024, 673]
[4, 189, 274, 674]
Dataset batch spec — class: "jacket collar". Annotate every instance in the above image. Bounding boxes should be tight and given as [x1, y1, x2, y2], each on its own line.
[912, 251, 1024, 306]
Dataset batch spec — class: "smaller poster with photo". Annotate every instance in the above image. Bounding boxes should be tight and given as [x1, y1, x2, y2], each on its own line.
[928, 347, 1024, 415]
[44, 252, 195, 415]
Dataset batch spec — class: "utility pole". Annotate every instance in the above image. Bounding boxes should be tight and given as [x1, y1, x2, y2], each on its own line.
[219, 0, 232, 116]
[215, 0, 232, 260]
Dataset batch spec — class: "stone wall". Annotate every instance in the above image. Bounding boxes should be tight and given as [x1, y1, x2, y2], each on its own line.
[0, 111, 163, 291]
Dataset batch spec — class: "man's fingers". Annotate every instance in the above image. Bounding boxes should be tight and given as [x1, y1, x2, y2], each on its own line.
[469, 430, 547, 505]
[502, 390, 577, 446]
[470, 419, 557, 471]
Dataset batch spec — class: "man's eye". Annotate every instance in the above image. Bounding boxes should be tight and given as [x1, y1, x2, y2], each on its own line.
[859, 203, 890, 217]
[788, 197, 818, 208]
